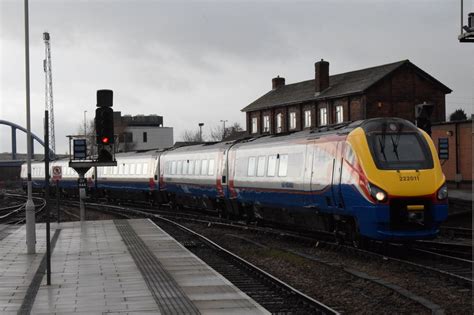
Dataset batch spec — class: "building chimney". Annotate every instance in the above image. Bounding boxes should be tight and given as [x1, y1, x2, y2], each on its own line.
[272, 76, 285, 90]
[315, 59, 329, 93]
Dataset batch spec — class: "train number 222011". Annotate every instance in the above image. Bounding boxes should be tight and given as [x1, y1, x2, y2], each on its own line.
[399, 175, 420, 182]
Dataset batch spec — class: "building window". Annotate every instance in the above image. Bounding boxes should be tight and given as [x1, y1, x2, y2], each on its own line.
[263, 115, 270, 132]
[304, 110, 312, 128]
[276, 113, 283, 133]
[289, 112, 296, 130]
[336, 105, 344, 123]
[251, 117, 258, 134]
[319, 107, 327, 126]
[143, 132, 147, 143]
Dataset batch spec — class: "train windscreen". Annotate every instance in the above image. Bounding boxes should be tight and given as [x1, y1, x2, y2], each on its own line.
[368, 132, 433, 170]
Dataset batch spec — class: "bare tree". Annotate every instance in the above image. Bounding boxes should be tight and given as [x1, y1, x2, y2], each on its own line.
[209, 125, 225, 141]
[209, 122, 244, 141]
[181, 129, 202, 142]
[76, 119, 96, 157]
[115, 122, 136, 152]
[226, 122, 244, 139]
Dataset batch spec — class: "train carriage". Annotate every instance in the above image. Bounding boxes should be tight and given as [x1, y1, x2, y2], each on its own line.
[227, 118, 448, 243]
[159, 142, 231, 211]
[94, 150, 160, 202]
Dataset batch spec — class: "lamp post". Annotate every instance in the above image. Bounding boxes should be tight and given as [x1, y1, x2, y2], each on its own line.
[220, 120, 228, 140]
[24, 0, 36, 254]
[198, 123, 204, 142]
[84, 110, 87, 138]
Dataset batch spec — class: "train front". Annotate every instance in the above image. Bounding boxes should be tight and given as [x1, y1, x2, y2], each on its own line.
[347, 118, 448, 241]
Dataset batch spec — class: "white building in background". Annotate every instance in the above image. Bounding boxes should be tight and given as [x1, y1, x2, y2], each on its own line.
[114, 112, 173, 152]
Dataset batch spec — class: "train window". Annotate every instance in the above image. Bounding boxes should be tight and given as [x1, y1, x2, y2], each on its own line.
[188, 160, 194, 175]
[195, 160, 201, 175]
[201, 159, 208, 175]
[182, 161, 188, 175]
[171, 161, 177, 175]
[124, 164, 130, 175]
[257, 156, 266, 177]
[177, 161, 182, 175]
[130, 164, 136, 175]
[119, 164, 123, 175]
[344, 144, 355, 165]
[114, 166, 118, 175]
[104, 167, 108, 175]
[143, 163, 148, 175]
[267, 155, 277, 176]
[208, 159, 215, 176]
[369, 133, 433, 170]
[247, 157, 256, 176]
[278, 154, 288, 177]
[136, 163, 142, 175]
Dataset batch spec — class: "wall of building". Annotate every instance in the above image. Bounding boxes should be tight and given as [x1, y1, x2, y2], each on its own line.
[244, 64, 448, 135]
[365, 65, 446, 123]
[431, 120, 472, 189]
[122, 126, 173, 151]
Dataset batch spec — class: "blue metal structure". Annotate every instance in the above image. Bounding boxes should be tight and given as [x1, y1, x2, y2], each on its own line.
[0, 119, 54, 159]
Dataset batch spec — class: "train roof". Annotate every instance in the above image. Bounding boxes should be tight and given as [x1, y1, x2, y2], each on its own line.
[228, 117, 418, 148]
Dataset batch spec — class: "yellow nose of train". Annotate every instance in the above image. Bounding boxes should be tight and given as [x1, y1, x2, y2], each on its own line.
[346, 118, 448, 241]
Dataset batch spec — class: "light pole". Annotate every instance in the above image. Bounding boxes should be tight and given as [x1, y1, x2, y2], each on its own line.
[84, 110, 87, 138]
[198, 123, 204, 142]
[24, 0, 36, 254]
[220, 120, 228, 140]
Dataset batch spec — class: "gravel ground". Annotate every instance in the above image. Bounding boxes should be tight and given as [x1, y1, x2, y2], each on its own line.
[37, 204, 120, 222]
[0, 195, 23, 209]
[174, 221, 473, 314]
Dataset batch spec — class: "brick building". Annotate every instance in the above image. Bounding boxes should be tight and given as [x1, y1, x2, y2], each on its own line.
[242, 59, 452, 134]
[431, 119, 473, 189]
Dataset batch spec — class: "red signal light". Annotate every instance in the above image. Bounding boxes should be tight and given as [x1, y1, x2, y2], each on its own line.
[101, 137, 109, 144]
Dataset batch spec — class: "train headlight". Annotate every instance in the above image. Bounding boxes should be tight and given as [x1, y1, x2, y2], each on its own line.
[375, 191, 386, 202]
[368, 183, 387, 203]
[437, 184, 448, 200]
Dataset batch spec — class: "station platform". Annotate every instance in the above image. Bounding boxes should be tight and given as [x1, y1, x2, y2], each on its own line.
[0, 219, 269, 314]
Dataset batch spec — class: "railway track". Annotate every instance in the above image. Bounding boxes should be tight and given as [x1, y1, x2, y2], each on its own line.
[68, 199, 473, 287]
[1, 194, 46, 225]
[414, 240, 472, 260]
[440, 226, 472, 239]
[154, 216, 339, 314]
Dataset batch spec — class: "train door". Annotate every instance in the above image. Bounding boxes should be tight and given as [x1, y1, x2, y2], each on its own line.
[217, 149, 227, 198]
[331, 141, 344, 209]
[304, 141, 316, 207]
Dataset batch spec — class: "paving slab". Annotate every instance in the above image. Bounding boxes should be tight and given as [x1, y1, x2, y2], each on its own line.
[0, 219, 269, 314]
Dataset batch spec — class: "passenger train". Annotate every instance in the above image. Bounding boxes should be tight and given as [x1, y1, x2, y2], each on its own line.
[22, 117, 448, 245]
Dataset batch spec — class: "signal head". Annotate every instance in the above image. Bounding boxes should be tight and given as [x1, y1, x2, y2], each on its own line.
[97, 89, 113, 107]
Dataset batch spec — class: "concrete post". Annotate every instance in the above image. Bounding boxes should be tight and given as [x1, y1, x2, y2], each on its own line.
[24, 0, 36, 254]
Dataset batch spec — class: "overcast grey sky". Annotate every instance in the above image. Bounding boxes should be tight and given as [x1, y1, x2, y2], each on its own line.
[1, 0, 473, 154]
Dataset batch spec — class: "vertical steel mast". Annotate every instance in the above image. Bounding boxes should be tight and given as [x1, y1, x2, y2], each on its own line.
[24, 0, 36, 254]
[43, 32, 55, 154]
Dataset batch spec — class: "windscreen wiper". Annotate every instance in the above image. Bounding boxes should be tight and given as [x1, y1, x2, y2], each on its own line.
[390, 135, 400, 160]
[390, 123, 404, 160]
[379, 123, 388, 161]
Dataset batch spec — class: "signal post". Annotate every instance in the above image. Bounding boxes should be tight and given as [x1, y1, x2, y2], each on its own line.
[69, 90, 117, 221]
